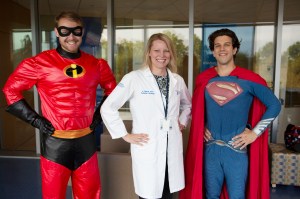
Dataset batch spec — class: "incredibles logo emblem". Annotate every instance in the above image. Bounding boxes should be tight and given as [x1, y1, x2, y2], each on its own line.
[63, 64, 85, 78]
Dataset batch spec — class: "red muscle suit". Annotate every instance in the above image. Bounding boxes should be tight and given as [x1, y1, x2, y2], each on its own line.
[3, 46, 116, 199]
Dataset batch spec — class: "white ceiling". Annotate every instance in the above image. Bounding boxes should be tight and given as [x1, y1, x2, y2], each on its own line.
[14, 0, 300, 24]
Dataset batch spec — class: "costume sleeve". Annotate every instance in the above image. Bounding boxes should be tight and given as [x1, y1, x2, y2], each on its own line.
[100, 73, 134, 139]
[178, 76, 192, 127]
[250, 82, 281, 136]
[98, 59, 117, 96]
[3, 58, 38, 105]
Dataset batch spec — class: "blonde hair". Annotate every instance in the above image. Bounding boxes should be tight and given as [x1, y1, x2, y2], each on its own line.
[143, 33, 177, 73]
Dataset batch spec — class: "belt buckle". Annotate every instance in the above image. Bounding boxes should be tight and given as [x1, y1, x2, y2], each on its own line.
[216, 140, 225, 146]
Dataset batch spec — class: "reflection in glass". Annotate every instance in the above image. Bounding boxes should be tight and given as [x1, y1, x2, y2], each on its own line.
[114, 25, 189, 83]
[253, 26, 275, 88]
[277, 24, 300, 142]
[1, 0, 34, 152]
[114, 0, 189, 83]
[12, 31, 32, 68]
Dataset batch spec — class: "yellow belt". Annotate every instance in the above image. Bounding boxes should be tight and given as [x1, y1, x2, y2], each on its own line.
[52, 127, 92, 139]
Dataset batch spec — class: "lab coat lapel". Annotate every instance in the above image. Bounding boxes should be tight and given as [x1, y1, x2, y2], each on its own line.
[142, 67, 166, 116]
[167, 69, 177, 102]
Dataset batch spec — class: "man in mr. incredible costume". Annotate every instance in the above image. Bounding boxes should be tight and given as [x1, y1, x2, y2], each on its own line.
[3, 11, 116, 199]
[180, 29, 281, 199]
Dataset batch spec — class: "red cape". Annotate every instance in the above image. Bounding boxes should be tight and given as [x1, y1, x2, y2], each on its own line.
[180, 66, 270, 199]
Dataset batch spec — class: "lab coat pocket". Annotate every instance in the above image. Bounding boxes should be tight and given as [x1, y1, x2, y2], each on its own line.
[131, 141, 154, 162]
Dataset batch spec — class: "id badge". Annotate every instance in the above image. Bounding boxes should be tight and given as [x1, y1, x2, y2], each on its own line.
[161, 119, 170, 131]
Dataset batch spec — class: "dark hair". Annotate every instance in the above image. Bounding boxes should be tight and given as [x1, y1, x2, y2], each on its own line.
[208, 28, 240, 54]
[55, 11, 84, 27]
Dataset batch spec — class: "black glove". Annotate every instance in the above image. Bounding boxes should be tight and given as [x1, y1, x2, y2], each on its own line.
[90, 95, 107, 131]
[6, 99, 55, 136]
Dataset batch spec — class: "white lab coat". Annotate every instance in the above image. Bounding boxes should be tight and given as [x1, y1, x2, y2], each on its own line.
[101, 67, 191, 198]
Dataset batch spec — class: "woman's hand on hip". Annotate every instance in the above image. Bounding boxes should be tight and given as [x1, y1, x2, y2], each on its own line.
[122, 133, 149, 146]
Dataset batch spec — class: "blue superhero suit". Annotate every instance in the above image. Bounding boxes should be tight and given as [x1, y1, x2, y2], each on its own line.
[204, 75, 281, 199]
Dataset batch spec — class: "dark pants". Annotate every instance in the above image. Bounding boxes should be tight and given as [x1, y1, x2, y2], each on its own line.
[139, 163, 173, 199]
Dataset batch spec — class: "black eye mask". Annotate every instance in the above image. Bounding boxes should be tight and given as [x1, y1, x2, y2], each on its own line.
[57, 26, 83, 37]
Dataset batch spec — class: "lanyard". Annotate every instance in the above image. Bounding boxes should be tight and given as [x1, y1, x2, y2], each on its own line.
[153, 71, 169, 119]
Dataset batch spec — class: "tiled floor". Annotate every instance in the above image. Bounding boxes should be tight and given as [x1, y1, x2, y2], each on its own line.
[0, 156, 299, 199]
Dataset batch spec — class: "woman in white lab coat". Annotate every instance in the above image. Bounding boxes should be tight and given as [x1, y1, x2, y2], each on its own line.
[100, 33, 192, 199]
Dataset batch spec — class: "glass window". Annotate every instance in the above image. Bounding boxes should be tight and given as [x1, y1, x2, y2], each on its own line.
[2, 0, 300, 154]
[277, 24, 300, 142]
[0, 0, 34, 153]
[113, 1, 189, 111]
[194, 0, 277, 139]
[194, 1, 277, 79]
[276, 0, 300, 142]
[253, 26, 275, 88]
[114, 0, 189, 83]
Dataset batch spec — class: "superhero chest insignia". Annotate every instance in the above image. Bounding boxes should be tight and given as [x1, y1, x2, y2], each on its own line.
[206, 81, 243, 106]
[63, 64, 86, 78]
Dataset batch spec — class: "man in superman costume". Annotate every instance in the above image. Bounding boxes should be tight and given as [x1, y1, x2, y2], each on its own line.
[180, 29, 281, 199]
[2, 11, 116, 199]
